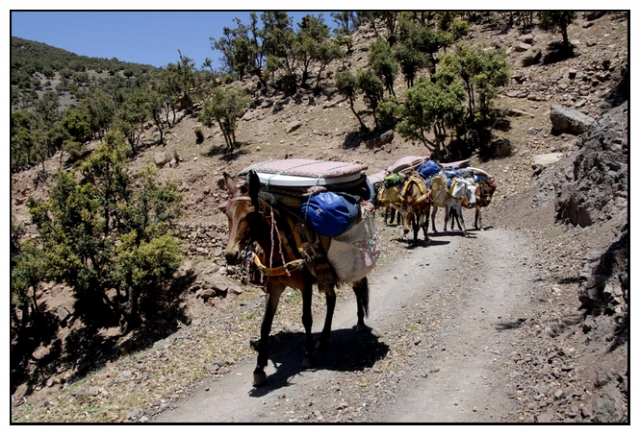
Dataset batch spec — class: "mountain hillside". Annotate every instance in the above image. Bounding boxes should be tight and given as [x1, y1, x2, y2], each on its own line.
[10, 11, 629, 423]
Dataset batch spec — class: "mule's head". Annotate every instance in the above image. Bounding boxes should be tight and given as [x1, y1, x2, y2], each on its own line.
[477, 178, 497, 206]
[222, 170, 265, 265]
[461, 179, 476, 208]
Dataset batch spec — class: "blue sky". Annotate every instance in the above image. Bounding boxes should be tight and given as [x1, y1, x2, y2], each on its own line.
[10, 10, 336, 69]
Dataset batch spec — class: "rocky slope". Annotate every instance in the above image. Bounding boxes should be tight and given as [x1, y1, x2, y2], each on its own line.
[11, 12, 629, 423]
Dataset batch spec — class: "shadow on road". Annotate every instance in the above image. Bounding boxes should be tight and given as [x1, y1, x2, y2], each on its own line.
[248, 327, 389, 397]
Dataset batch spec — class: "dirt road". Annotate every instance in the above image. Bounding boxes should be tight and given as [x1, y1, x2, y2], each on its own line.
[153, 227, 541, 423]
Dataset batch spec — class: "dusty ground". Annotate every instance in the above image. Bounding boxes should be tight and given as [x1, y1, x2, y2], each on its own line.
[10, 12, 629, 423]
[153, 228, 543, 423]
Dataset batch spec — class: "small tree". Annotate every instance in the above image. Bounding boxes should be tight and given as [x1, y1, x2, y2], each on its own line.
[62, 139, 86, 163]
[198, 86, 251, 153]
[376, 97, 401, 130]
[357, 69, 384, 128]
[397, 77, 465, 156]
[369, 38, 399, 97]
[11, 236, 49, 331]
[538, 11, 577, 47]
[28, 131, 183, 331]
[336, 70, 367, 132]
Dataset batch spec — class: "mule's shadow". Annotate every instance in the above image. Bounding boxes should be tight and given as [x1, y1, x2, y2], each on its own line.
[248, 327, 389, 397]
[429, 230, 478, 239]
[393, 237, 450, 249]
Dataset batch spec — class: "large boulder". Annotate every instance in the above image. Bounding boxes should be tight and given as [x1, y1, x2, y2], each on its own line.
[365, 130, 394, 148]
[519, 48, 542, 67]
[550, 104, 596, 135]
[532, 152, 564, 170]
[285, 120, 303, 133]
[555, 102, 628, 229]
[153, 152, 170, 168]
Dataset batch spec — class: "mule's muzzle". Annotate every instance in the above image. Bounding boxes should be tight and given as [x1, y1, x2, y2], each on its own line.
[225, 249, 243, 266]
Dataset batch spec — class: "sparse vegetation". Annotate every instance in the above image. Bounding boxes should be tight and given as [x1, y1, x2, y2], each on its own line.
[10, 10, 629, 423]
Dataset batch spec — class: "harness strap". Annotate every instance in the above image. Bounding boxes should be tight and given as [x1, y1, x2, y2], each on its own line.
[399, 176, 427, 202]
[252, 252, 306, 276]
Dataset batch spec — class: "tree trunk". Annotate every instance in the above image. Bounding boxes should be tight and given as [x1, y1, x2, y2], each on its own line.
[349, 97, 368, 132]
[124, 286, 141, 332]
[561, 26, 570, 46]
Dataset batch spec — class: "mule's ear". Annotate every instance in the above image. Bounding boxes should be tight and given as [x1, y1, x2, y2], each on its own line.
[222, 172, 237, 195]
[248, 170, 261, 207]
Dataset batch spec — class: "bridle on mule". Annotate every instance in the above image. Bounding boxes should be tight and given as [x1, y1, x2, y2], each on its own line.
[225, 194, 312, 278]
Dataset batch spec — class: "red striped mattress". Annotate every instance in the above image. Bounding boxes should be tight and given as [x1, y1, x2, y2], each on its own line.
[387, 156, 429, 173]
[240, 159, 368, 179]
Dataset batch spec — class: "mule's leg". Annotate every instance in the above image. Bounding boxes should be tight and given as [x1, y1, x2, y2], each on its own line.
[422, 205, 431, 243]
[456, 202, 469, 236]
[254, 283, 285, 386]
[448, 207, 455, 231]
[353, 277, 371, 332]
[443, 204, 450, 233]
[412, 213, 420, 244]
[475, 206, 483, 230]
[301, 282, 314, 369]
[431, 207, 439, 233]
[402, 211, 411, 240]
[317, 284, 336, 349]
[451, 207, 463, 231]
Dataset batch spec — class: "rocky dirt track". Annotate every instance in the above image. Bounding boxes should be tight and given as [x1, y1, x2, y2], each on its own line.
[152, 226, 581, 423]
[11, 12, 629, 424]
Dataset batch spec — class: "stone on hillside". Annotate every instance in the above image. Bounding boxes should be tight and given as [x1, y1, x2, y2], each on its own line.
[489, 138, 513, 158]
[507, 108, 533, 117]
[196, 289, 217, 300]
[520, 48, 542, 67]
[584, 11, 607, 21]
[322, 97, 347, 109]
[228, 286, 243, 295]
[365, 130, 394, 148]
[285, 120, 303, 133]
[506, 90, 529, 98]
[154, 152, 170, 168]
[518, 34, 535, 44]
[550, 104, 595, 135]
[532, 152, 564, 170]
[57, 306, 71, 324]
[515, 42, 532, 52]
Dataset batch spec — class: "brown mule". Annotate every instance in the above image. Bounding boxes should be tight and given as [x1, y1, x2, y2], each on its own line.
[397, 175, 432, 245]
[222, 170, 371, 387]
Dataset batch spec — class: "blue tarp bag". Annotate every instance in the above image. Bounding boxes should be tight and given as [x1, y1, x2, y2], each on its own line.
[418, 160, 441, 180]
[444, 169, 462, 179]
[473, 173, 488, 183]
[302, 192, 360, 237]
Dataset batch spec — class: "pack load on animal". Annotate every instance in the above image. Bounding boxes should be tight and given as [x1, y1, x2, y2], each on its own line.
[239, 159, 381, 283]
[459, 167, 491, 184]
[387, 155, 430, 174]
[417, 159, 441, 180]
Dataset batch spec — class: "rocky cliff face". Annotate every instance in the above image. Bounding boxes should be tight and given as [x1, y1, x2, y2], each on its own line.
[555, 102, 628, 230]
[553, 102, 629, 422]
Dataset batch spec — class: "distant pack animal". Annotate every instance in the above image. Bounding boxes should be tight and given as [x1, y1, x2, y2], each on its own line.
[396, 174, 432, 244]
[429, 173, 476, 237]
[223, 170, 376, 387]
[449, 177, 497, 231]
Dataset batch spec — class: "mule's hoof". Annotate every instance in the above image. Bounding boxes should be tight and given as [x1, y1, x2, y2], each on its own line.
[302, 357, 313, 369]
[253, 369, 267, 387]
[356, 323, 372, 333]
